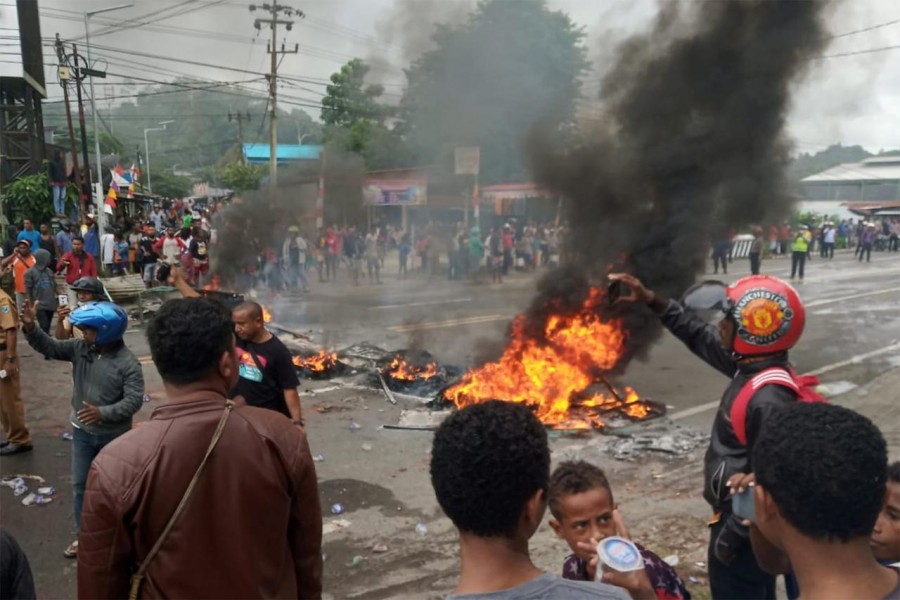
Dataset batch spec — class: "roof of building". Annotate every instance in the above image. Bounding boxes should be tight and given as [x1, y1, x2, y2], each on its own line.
[481, 182, 553, 200]
[802, 156, 900, 183]
[242, 143, 323, 163]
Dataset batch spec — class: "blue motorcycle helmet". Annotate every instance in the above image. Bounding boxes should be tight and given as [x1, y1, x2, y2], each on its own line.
[69, 302, 128, 346]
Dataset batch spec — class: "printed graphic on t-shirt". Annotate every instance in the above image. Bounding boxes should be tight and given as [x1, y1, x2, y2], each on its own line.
[238, 351, 266, 382]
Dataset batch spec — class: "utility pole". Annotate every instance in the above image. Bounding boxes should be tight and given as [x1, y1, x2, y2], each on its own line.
[71, 44, 93, 214]
[228, 112, 251, 164]
[85, 3, 133, 238]
[249, 3, 302, 192]
[54, 34, 84, 216]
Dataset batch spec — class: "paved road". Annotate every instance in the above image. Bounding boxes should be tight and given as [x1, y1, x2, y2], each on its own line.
[273, 249, 900, 413]
[2, 248, 897, 598]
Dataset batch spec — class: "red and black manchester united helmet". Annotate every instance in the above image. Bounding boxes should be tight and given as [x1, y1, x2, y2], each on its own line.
[681, 275, 806, 356]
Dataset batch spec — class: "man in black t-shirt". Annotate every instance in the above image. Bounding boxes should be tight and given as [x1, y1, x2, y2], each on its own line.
[137, 226, 159, 287]
[188, 229, 209, 286]
[230, 301, 304, 427]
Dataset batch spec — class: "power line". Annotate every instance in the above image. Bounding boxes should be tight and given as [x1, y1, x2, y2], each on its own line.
[829, 17, 900, 40]
[816, 44, 900, 59]
[39, 7, 408, 74]
[80, 0, 229, 41]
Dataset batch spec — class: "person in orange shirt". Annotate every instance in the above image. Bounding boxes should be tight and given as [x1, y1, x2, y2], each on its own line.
[0, 240, 36, 311]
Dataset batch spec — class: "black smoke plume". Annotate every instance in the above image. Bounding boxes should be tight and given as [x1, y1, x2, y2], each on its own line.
[524, 0, 833, 369]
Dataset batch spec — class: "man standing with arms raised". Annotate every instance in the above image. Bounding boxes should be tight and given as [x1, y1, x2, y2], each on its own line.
[610, 272, 808, 600]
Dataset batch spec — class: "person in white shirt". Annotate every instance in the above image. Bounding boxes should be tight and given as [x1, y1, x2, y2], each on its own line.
[822, 222, 836, 259]
[282, 226, 309, 292]
[100, 229, 116, 274]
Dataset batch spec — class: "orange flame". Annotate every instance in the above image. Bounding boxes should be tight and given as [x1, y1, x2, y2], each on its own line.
[292, 350, 339, 373]
[384, 355, 439, 381]
[262, 306, 272, 324]
[443, 287, 654, 429]
[202, 274, 220, 291]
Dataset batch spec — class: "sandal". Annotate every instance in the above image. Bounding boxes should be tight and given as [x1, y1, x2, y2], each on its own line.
[64, 540, 78, 559]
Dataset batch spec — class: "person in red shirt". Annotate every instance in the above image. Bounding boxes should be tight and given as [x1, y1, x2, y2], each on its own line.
[779, 222, 791, 256]
[153, 226, 188, 265]
[57, 237, 98, 285]
[501, 225, 514, 276]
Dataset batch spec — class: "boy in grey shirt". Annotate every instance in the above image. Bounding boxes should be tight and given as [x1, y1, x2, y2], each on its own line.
[430, 401, 633, 600]
[24, 249, 58, 334]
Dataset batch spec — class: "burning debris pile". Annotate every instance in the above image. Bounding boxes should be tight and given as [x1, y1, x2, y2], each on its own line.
[378, 351, 461, 397]
[439, 284, 662, 430]
[292, 350, 349, 379]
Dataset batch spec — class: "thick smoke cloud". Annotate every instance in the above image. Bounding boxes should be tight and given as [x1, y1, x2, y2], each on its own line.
[525, 0, 834, 368]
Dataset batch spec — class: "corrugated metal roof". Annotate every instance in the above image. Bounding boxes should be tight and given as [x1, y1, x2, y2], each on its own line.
[802, 161, 900, 182]
[242, 144, 323, 162]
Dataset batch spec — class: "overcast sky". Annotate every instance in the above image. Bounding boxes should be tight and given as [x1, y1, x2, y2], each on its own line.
[33, 0, 900, 155]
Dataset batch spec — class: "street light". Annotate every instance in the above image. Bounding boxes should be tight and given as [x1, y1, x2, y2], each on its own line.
[144, 121, 175, 195]
[85, 2, 133, 232]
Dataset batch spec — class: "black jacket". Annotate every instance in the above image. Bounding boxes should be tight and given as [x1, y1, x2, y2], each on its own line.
[659, 299, 796, 511]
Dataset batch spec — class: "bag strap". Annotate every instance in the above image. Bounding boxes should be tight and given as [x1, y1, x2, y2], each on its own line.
[128, 399, 234, 600]
[730, 367, 799, 446]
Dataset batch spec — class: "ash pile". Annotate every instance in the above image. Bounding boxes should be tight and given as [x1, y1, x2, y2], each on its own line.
[555, 421, 710, 463]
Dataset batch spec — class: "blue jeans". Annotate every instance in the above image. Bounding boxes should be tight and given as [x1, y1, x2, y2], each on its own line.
[289, 263, 308, 289]
[72, 426, 126, 534]
[52, 184, 67, 214]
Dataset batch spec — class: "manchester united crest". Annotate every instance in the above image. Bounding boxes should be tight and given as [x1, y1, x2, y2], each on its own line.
[734, 288, 794, 346]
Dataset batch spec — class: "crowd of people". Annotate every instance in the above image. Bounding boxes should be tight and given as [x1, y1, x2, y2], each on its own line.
[238, 218, 565, 293]
[736, 216, 900, 280]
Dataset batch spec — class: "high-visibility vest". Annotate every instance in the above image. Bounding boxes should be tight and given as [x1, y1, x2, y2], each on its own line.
[792, 234, 809, 253]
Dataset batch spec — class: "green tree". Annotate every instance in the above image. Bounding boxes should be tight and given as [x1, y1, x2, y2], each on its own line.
[320, 58, 405, 168]
[397, 0, 589, 184]
[219, 162, 264, 193]
[150, 169, 193, 199]
[322, 59, 384, 133]
[4, 170, 78, 224]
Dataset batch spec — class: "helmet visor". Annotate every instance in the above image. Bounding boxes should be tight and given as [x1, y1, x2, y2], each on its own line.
[680, 280, 733, 322]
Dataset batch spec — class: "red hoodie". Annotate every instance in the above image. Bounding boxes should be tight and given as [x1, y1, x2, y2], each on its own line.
[57, 251, 98, 284]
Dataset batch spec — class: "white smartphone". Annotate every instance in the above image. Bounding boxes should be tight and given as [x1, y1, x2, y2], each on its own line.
[58, 295, 69, 307]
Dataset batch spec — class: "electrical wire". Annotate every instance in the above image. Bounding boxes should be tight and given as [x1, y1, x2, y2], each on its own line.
[828, 17, 900, 40]
[816, 44, 900, 59]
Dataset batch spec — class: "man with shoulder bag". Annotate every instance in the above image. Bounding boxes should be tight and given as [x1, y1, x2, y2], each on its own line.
[76, 298, 322, 599]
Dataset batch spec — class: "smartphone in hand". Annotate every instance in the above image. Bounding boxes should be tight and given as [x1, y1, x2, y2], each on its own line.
[733, 486, 756, 522]
[607, 280, 631, 305]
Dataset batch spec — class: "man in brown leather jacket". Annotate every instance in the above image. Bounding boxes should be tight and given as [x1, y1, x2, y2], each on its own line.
[77, 298, 322, 599]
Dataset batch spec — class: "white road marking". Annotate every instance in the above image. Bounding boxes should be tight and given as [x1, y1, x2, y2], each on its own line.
[388, 314, 509, 333]
[371, 298, 473, 310]
[804, 341, 900, 376]
[804, 286, 900, 308]
[669, 341, 900, 421]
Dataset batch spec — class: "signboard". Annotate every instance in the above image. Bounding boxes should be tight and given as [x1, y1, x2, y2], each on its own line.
[0, 0, 46, 96]
[455, 146, 480, 175]
[363, 179, 428, 206]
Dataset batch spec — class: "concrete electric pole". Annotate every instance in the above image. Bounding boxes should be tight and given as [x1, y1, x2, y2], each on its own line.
[249, 3, 302, 192]
[228, 112, 251, 164]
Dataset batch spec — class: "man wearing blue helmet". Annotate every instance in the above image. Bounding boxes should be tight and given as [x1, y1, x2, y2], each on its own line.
[20, 299, 144, 559]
